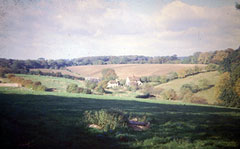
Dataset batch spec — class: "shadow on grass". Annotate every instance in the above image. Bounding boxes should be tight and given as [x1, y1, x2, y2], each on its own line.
[0, 93, 240, 148]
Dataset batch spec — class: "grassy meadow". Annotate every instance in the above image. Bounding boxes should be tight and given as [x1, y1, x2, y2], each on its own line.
[155, 71, 220, 104]
[1, 87, 240, 148]
[15, 74, 85, 92]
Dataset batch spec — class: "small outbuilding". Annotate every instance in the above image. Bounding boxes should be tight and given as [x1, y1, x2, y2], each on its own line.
[107, 80, 119, 88]
[125, 76, 142, 86]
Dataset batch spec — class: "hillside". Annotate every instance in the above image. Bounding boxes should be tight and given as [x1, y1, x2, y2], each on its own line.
[30, 68, 82, 77]
[67, 64, 206, 79]
[155, 71, 220, 104]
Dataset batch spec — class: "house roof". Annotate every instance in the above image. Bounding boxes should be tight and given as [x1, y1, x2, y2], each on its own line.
[108, 80, 118, 84]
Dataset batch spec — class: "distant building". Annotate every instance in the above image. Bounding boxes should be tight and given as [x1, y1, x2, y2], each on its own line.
[107, 80, 119, 88]
[85, 77, 100, 83]
[125, 76, 142, 86]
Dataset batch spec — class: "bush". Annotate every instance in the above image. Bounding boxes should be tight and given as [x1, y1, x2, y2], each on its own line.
[190, 97, 208, 104]
[66, 84, 79, 93]
[166, 72, 178, 81]
[85, 80, 97, 90]
[66, 84, 92, 94]
[33, 84, 47, 91]
[181, 83, 199, 93]
[179, 87, 193, 101]
[83, 109, 128, 131]
[162, 89, 177, 100]
[82, 88, 92, 94]
[136, 93, 150, 98]
[7, 74, 47, 91]
[34, 81, 42, 86]
[7, 74, 16, 79]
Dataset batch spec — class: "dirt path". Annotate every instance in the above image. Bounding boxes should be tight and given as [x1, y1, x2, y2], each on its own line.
[0, 83, 21, 87]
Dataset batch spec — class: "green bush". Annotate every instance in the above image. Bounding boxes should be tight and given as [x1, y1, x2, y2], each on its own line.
[181, 83, 199, 93]
[85, 80, 97, 90]
[162, 89, 177, 100]
[66, 84, 92, 94]
[66, 84, 79, 93]
[82, 88, 92, 94]
[83, 109, 128, 131]
[33, 84, 47, 91]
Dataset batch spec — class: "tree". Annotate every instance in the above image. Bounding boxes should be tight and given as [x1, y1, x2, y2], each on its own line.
[162, 89, 177, 100]
[236, 2, 240, 10]
[198, 52, 212, 64]
[177, 69, 187, 78]
[102, 68, 118, 81]
[214, 72, 231, 101]
[211, 49, 232, 64]
[66, 84, 79, 93]
[234, 78, 240, 97]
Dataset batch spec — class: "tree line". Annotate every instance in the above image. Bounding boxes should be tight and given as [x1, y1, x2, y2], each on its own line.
[0, 48, 235, 74]
[214, 47, 240, 107]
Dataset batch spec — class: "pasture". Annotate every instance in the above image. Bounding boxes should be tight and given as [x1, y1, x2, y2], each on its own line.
[67, 64, 206, 79]
[155, 71, 220, 104]
[16, 74, 85, 92]
[30, 68, 82, 78]
[0, 87, 240, 148]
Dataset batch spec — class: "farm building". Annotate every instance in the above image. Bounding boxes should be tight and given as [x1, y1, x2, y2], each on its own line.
[125, 76, 142, 86]
[85, 77, 101, 83]
[107, 80, 119, 88]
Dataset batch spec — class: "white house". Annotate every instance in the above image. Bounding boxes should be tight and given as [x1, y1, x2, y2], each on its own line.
[125, 76, 142, 86]
[107, 80, 119, 88]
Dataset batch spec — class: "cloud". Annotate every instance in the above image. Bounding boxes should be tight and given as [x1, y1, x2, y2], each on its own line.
[153, 1, 240, 51]
[0, 0, 239, 59]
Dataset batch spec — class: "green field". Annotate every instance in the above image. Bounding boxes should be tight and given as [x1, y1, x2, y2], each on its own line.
[1, 87, 240, 148]
[155, 71, 220, 104]
[16, 74, 85, 92]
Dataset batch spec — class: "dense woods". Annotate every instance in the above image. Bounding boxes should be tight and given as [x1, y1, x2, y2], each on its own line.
[215, 47, 240, 107]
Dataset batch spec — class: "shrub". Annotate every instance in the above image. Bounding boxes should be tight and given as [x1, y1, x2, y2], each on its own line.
[190, 97, 208, 104]
[66, 84, 92, 94]
[179, 87, 193, 101]
[162, 89, 177, 100]
[166, 72, 178, 81]
[136, 93, 150, 98]
[66, 84, 79, 93]
[82, 88, 91, 94]
[177, 69, 187, 78]
[85, 80, 97, 90]
[95, 86, 105, 94]
[206, 63, 218, 71]
[181, 83, 199, 93]
[142, 84, 154, 94]
[7, 74, 16, 79]
[34, 81, 42, 86]
[83, 109, 128, 131]
[33, 84, 47, 91]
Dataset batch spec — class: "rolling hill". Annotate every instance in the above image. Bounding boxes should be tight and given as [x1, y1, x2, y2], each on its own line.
[67, 64, 206, 79]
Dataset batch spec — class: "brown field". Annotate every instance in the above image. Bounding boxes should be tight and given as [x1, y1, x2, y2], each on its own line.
[30, 69, 82, 77]
[67, 64, 206, 79]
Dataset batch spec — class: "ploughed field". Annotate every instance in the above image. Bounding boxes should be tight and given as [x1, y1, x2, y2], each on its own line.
[67, 64, 206, 79]
[0, 87, 240, 148]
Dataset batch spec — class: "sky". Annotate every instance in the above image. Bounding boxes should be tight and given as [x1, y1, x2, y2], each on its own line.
[0, 0, 240, 60]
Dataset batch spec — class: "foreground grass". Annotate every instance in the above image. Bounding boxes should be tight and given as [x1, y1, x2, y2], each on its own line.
[0, 87, 240, 148]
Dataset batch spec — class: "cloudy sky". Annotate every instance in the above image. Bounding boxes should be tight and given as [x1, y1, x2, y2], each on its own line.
[0, 0, 240, 59]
